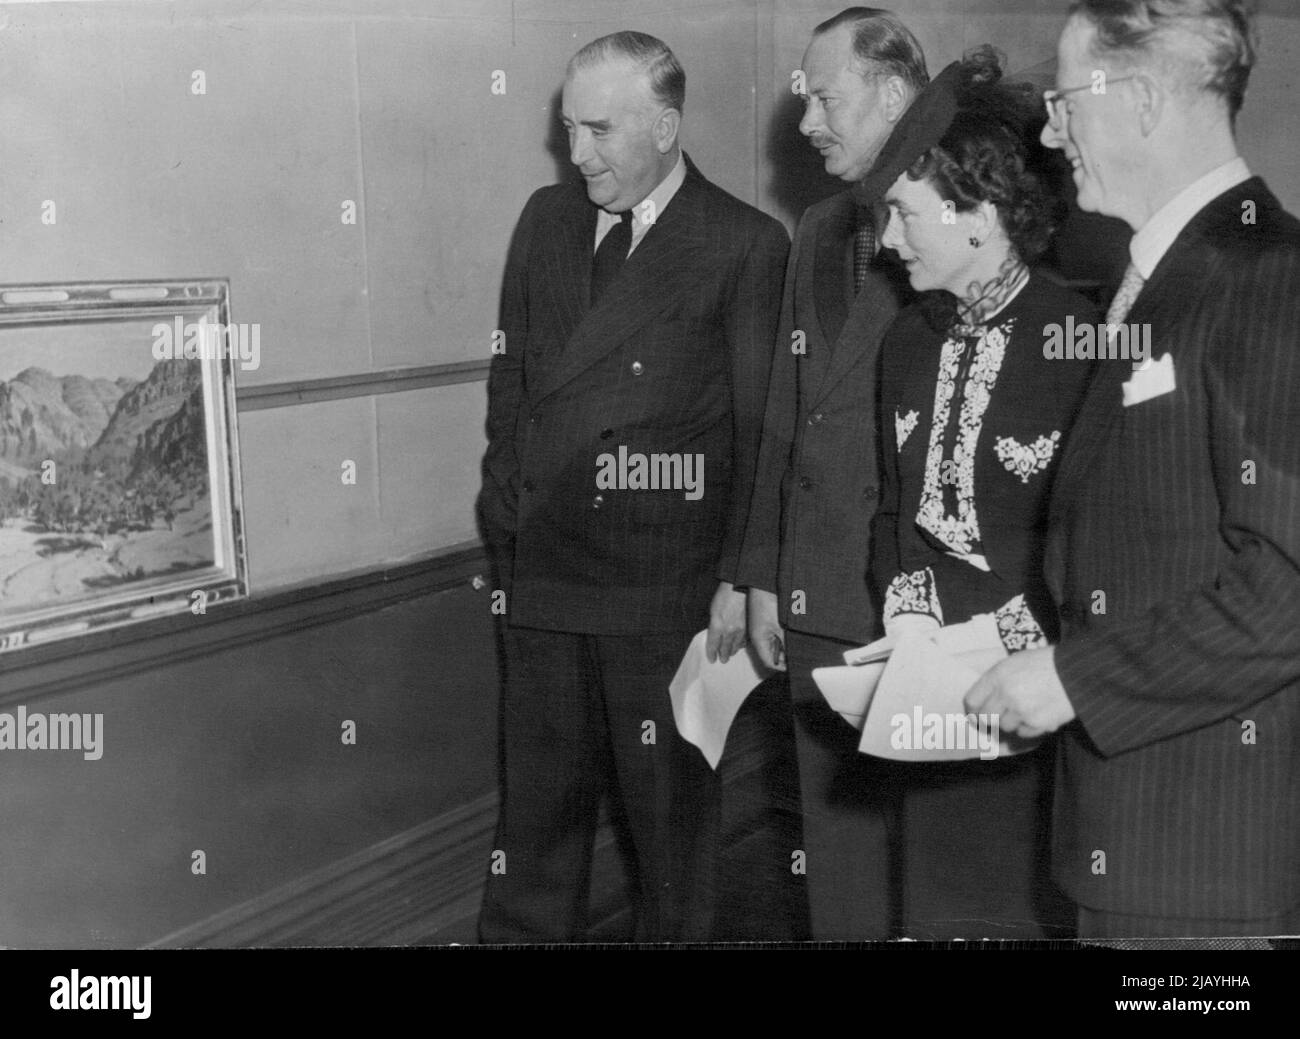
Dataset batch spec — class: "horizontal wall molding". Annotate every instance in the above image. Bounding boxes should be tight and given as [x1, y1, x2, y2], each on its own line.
[238, 360, 489, 411]
[0, 540, 488, 707]
[147, 792, 501, 948]
[145, 709, 781, 947]
[145, 791, 637, 947]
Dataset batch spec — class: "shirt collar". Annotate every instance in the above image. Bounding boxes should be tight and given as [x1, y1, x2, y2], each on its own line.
[1129, 156, 1251, 278]
[597, 150, 686, 241]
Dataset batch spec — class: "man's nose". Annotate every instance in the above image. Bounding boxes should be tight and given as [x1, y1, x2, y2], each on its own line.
[880, 211, 899, 250]
[569, 129, 591, 166]
[1040, 117, 1063, 150]
[798, 100, 820, 138]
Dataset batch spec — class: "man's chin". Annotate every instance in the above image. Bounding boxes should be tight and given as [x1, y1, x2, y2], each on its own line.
[1072, 174, 1105, 215]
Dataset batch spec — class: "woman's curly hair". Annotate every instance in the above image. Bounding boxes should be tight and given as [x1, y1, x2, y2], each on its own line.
[904, 45, 1064, 265]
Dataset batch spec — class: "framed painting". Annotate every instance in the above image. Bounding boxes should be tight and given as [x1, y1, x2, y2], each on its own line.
[0, 280, 248, 654]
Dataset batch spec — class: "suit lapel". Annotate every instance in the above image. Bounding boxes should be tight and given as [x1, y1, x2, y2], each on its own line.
[1050, 187, 1237, 507]
[812, 245, 906, 405]
[530, 158, 709, 404]
[537, 188, 596, 359]
[811, 192, 856, 351]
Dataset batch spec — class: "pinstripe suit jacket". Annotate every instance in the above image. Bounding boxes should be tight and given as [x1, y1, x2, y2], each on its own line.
[734, 188, 912, 643]
[1045, 178, 1300, 919]
[478, 154, 789, 634]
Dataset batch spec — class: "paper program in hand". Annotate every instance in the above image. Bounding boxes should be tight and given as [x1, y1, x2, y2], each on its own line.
[668, 630, 768, 770]
[858, 631, 1039, 762]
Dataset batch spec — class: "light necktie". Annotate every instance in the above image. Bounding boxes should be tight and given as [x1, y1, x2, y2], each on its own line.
[1106, 261, 1146, 325]
[853, 207, 876, 295]
[590, 209, 633, 307]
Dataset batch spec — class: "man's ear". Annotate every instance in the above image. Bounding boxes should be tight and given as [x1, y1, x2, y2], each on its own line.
[654, 108, 681, 154]
[882, 75, 911, 123]
[1130, 71, 1163, 138]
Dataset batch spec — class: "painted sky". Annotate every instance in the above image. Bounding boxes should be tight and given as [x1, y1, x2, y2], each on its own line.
[0, 316, 166, 383]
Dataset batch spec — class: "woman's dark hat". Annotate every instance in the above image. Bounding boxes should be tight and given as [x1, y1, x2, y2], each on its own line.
[853, 60, 963, 205]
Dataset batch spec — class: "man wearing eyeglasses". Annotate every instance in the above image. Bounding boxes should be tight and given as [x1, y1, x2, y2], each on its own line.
[966, 0, 1300, 938]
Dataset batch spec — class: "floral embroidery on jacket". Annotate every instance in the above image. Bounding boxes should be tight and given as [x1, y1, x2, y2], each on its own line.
[994, 431, 1061, 484]
[916, 320, 1013, 554]
[896, 408, 920, 450]
[883, 567, 943, 625]
[995, 593, 1048, 652]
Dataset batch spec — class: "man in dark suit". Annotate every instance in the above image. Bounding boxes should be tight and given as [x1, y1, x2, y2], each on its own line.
[968, 0, 1300, 937]
[735, 7, 927, 939]
[476, 30, 789, 943]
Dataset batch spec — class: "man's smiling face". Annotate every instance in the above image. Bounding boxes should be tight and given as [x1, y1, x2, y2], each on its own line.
[562, 60, 666, 213]
[1041, 15, 1140, 221]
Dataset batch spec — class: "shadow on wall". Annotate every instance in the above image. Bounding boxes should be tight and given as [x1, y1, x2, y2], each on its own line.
[543, 82, 842, 222]
[766, 88, 844, 223]
[531, 74, 1128, 298]
[546, 87, 579, 187]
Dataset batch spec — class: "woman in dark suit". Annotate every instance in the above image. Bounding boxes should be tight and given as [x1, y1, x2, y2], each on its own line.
[869, 49, 1099, 938]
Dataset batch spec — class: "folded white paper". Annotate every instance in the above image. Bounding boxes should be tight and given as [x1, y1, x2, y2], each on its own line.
[668, 630, 767, 770]
[811, 661, 888, 730]
[858, 632, 1038, 762]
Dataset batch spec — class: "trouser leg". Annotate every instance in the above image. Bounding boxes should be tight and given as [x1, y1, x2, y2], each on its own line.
[478, 626, 605, 942]
[595, 631, 716, 941]
[785, 629, 897, 940]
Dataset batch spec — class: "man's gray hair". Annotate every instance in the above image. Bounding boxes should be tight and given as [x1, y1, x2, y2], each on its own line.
[813, 7, 930, 93]
[1071, 0, 1257, 118]
[568, 31, 686, 113]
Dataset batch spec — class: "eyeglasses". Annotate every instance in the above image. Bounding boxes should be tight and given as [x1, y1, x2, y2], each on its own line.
[1043, 75, 1137, 128]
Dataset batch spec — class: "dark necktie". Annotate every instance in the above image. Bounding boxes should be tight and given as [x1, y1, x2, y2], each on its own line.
[853, 207, 876, 295]
[590, 209, 634, 306]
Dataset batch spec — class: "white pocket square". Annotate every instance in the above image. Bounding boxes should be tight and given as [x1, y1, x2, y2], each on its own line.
[1122, 352, 1176, 407]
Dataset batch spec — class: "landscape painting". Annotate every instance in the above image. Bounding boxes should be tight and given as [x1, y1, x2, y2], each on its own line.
[0, 281, 247, 654]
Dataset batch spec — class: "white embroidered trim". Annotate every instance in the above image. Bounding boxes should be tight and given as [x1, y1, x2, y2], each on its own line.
[994, 431, 1061, 484]
[883, 567, 943, 625]
[995, 594, 1048, 652]
[916, 320, 1013, 554]
[896, 409, 919, 450]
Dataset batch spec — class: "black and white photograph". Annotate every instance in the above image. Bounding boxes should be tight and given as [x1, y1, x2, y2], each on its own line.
[0, 0, 1297, 1004]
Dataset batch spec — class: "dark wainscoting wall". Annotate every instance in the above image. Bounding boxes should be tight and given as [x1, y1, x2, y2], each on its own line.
[0, 545, 502, 948]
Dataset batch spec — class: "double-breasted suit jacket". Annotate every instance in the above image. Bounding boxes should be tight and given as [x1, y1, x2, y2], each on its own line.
[735, 187, 912, 643]
[1045, 179, 1300, 921]
[479, 155, 790, 635]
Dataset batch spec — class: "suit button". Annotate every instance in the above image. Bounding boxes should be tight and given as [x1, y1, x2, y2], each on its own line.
[592, 494, 604, 509]
[631, 361, 644, 375]
[808, 412, 824, 425]
[863, 486, 878, 499]
[600, 428, 614, 439]
[522, 479, 534, 493]
[799, 476, 812, 490]
[530, 412, 540, 424]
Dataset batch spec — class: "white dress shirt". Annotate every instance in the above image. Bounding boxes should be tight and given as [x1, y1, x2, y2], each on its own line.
[1129, 156, 1252, 278]
[593, 151, 687, 256]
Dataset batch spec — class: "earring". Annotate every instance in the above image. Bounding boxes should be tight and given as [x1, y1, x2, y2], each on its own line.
[969, 236, 980, 248]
